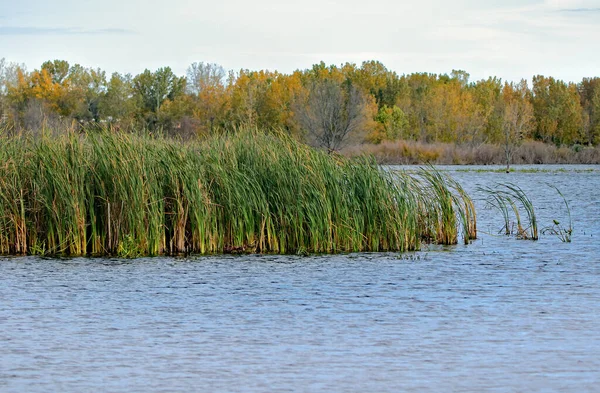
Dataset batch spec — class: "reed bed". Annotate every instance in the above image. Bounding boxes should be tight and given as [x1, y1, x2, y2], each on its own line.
[0, 128, 477, 257]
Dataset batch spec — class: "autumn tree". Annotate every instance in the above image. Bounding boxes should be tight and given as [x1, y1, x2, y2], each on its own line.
[28, 66, 71, 116]
[226, 69, 264, 127]
[4, 65, 28, 121]
[400, 73, 438, 141]
[259, 71, 305, 136]
[590, 89, 600, 146]
[450, 69, 470, 88]
[5, 65, 63, 130]
[350, 61, 400, 108]
[423, 75, 480, 144]
[6, 59, 101, 127]
[578, 77, 600, 145]
[186, 62, 227, 133]
[532, 75, 583, 146]
[469, 77, 504, 144]
[501, 80, 535, 172]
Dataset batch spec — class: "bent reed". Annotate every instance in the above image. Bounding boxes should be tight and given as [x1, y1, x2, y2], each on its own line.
[0, 128, 476, 257]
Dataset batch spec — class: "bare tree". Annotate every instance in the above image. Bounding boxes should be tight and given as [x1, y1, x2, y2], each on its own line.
[295, 79, 370, 152]
[186, 62, 226, 95]
[0, 58, 6, 93]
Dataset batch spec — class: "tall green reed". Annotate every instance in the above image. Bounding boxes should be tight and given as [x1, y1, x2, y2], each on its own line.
[0, 127, 478, 256]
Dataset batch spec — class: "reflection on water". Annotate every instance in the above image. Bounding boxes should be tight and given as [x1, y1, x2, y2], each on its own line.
[1, 166, 599, 392]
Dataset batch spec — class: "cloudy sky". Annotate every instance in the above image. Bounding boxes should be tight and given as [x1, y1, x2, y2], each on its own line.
[1, 0, 598, 82]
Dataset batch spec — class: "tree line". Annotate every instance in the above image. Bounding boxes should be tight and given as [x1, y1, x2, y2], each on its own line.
[1, 58, 599, 150]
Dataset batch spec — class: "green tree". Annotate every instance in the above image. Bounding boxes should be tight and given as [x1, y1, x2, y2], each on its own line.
[372, 105, 409, 142]
[133, 67, 186, 128]
[41, 60, 70, 84]
[98, 72, 137, 127]
[67, 64, 107, 122]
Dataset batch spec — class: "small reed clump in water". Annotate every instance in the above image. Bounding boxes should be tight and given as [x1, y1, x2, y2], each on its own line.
[541, 184, 573, 243]
[479, 183, 538, 240]
[0, 128, 476, 257]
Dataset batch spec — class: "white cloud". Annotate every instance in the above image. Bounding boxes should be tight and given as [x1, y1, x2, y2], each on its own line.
[545, 0, 600, 9]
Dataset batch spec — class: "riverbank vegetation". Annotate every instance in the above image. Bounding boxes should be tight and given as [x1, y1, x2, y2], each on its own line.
[0, 128, 476, 257]
[345, 139, 600, 165]
[1, 59, 599, 167]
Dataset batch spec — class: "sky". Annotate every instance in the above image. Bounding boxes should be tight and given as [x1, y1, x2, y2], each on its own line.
[0, 0, 599, 83]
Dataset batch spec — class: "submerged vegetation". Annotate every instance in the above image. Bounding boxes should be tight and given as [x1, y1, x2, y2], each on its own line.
[0, 128, 477, 257]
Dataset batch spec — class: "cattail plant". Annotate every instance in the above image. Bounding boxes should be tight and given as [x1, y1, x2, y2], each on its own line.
[0, 127, 479, 257]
